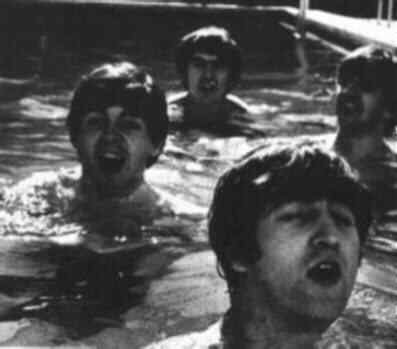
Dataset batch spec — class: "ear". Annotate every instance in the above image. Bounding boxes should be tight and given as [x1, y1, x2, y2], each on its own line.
[231, 260, 249, 273]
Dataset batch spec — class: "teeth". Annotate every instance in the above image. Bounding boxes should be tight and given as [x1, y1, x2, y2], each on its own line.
[319, 263, 332, 270]
[201, 81, 217, 89]
[103, 153, 120, 159]
[307, 260, 340, 286]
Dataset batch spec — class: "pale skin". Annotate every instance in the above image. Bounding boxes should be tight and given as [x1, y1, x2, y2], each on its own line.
[333, 75, 393, 163]
[187, 52, 230, 105]
[223, 200, 360, 349]
[184, 52, 233, 124]
[75, 105, 161, 199]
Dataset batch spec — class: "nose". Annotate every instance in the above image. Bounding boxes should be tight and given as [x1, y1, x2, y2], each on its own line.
[102, 119, 118, 141]
[310, 211, 340, 251]
[338, 81, 360, 96]
[203, 62, 215, 78]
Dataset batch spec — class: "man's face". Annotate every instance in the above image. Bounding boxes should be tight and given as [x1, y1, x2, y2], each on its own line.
[186, 52, 231, 105]
[75, 105, 160, 193]
[336, 68, 385, 134]
[250, 200, 360, 325]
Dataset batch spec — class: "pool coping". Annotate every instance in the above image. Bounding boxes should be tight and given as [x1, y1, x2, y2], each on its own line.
[3, 1, 397, 51]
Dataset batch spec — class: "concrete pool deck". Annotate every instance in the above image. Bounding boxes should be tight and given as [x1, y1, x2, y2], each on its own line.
[3, 1, 397, 50]
[288, 8, 397, 51]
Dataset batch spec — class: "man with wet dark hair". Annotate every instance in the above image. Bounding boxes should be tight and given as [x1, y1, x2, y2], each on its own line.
[67, 61, 168, 200]
[168, 26, 249, 126]
[334, 45, 397, 157]
[144, 145, 373, 348]
[333, 45, 397, 215]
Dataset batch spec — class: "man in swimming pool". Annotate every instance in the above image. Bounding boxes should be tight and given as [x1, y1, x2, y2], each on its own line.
[62, 61, 173, 230]
[334, 45, 397, 161]
[1, 61, 208, 240]
[144, 145, 373, 348]
[333, 45, 397, 214]
[168, 26, 249, 127]
[67, 61, 167, 202]
[0, 61, 170, 237]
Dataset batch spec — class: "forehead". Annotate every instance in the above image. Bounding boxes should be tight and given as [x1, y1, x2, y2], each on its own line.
[85, 105, 142, 119]
[338, 59, 378, 80]
[191, 52, 219, 61]
[262, 200, 354, 219]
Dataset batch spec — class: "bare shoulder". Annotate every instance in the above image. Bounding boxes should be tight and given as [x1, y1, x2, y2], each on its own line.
[167, 91, 188, 105]
[143, 321, 222, 349]
[167, 92, 188, 123]
[225, 94, 250, 114]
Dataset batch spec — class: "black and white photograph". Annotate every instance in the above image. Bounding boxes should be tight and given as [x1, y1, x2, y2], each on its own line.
[0, 0, 397, 347]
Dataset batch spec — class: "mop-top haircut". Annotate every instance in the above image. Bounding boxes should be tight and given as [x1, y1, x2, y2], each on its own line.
[67, 62, 168, 167]
[209, 145, 373, 290]
[337, 45, 397, 135]
[175, 26, 242, 89]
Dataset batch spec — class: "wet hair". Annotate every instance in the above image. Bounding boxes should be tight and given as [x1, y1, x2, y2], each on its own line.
[67, 62, 168, 167]
[337, 45, 397, 136]
[209, 145, 373, 290]
[175, 26, 242, 89]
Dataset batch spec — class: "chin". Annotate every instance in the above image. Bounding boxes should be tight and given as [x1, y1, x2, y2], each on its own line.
[300, 289, 350, 324]
[289, 280, 351, 325]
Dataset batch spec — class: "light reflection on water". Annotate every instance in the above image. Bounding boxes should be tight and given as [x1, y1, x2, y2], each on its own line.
[0, 18, 397, 348]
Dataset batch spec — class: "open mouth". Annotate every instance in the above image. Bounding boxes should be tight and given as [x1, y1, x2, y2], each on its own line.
[306, 260, 341, 287]
[199, 80, 218, 93]
[97, 151, 126, 175]
[337, 95, 362, 117]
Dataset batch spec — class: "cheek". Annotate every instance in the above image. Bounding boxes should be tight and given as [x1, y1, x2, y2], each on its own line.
[125, 136, 155, 160]
[344, 234, 360, 266]
[257, 234, 301, 281]
[217, 71, 231, 86]
[77, 133, 98, 157]
[363, 94, 382, 111]
[187, 68, 200, 86]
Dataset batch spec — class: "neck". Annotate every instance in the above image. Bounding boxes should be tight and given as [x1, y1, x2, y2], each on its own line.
[185, 95, 229, 125]
[80, 172, 144, 202]
[221, 291, 321, 349]
[334, 126, 391, 163]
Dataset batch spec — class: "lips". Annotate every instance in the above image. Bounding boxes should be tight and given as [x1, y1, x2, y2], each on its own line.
[96, 148, 126, 175]
[199, 80, 218, 93]
[337, 94, 363, 118]
[306, 259, 342, 287]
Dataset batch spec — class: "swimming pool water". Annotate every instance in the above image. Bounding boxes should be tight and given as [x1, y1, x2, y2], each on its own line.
[0, 6, 397, 347]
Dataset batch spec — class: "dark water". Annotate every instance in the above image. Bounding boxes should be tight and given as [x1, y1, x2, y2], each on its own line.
[0, 5, 397, 348]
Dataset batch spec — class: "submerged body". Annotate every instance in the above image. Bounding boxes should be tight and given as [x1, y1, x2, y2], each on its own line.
[168, 91, 250, 127]
[1, 23, 397, 349]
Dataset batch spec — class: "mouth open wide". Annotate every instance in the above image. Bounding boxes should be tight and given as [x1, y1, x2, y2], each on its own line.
[337, 95, 363, 117]
[306, 260, 342, 287]
[199, 80, 218, 94]
[97, 151, 126, 175]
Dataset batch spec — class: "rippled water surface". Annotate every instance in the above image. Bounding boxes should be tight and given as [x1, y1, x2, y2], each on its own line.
[1, 6, 397, 348]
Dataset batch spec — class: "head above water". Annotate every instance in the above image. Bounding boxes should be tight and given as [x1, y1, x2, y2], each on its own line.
[209, 145, 372, 299]
[67, 62, 168, 168]
[336, 45, 397, 136]
[337, 45, 395, 91]
[175, 26, 242, 91]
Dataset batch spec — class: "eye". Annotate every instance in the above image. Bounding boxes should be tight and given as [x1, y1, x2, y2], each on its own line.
[330, 204, 356, 228]
[213, 59, 226, 71]
[276, 208, 316, 225]
[360, 74, 379, 93]
[82, 113, 105, 130]
[332, 210, 355, 228]
[117, 117, 143, 131]
[190, 57, 206, 69]
[277, 211, 301, 222]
